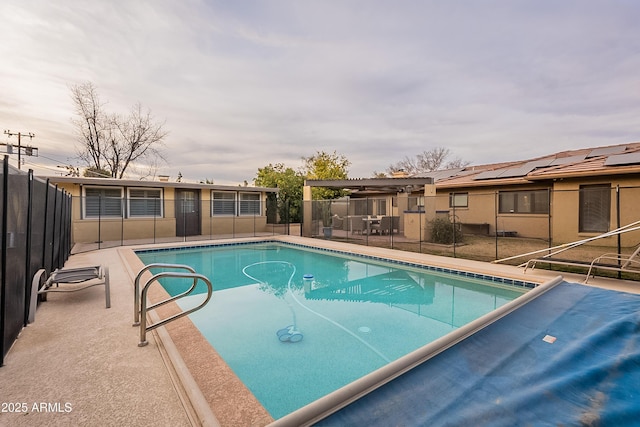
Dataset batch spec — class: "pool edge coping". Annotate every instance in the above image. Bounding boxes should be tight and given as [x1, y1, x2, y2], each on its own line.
[118, 247, 224, 427]
[123, 235, 566, 425]
[268, 275, 566, 427]
[134, 235, 544, 291]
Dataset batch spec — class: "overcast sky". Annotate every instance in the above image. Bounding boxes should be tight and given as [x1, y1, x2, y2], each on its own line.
[1, 1, 639, 185]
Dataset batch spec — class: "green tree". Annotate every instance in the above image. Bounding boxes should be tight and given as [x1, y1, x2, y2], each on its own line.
[302, 150, 351, 229]
[302, 150, 351, 200]
[254, 151, 351, 224]
[254, 163, 305, 223]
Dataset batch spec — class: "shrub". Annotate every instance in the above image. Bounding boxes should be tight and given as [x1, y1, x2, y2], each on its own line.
[430, 217, 463, 245]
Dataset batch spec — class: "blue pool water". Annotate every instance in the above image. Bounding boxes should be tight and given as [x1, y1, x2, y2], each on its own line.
[136, 241, 530, 419]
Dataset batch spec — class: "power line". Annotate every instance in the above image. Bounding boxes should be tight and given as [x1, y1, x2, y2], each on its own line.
[21, 159, 68, 174]
[3, 130, 36, 170]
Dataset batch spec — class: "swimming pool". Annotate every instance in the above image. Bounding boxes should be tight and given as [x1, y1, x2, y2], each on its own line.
[136, 240, 535, 420]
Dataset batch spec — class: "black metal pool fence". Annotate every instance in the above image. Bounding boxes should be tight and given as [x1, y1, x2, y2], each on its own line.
[307, 188, 636, 266]
[68, 196, 297, 253]
[0, 156, 72, 366]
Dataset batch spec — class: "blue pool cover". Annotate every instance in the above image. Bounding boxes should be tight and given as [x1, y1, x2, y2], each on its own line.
[316, 282, 640, 426]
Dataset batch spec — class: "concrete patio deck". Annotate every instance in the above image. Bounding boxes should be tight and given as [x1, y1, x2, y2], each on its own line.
[0, 247, 212, 427]
[1, 236, 638, 426]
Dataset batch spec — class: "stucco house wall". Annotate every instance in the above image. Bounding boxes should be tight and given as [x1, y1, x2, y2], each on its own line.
[47, 177, 276, 245]
[319, 143, 640, 248]
[551, 177, 640, 247]
[432, 184, 552, 240]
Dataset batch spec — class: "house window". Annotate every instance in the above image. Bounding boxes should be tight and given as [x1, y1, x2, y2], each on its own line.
[84, 187, 123, 218]
[353, 199, 371, 216]
[240, 193, 261, 215]
[128, 188, 163, 217]
[212, 192, 236, 216]
[498, 190, 549, 214]
[376, 199, 387, 215]
[180, 191, 197, 214]
[449, 192, 468, 208]
[408, 196, 425, 212]
[579, 185, 610, 233]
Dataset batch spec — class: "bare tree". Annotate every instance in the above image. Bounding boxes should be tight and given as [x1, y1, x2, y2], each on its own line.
[109, 103, 167, 178]
[70, 82, 109, 173]
[127, 155, 163, 181]
[387, 147, 469, 175]
[70, 82, 167, 178]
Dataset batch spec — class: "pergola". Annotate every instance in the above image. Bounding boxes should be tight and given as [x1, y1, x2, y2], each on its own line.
[302, 177, 436, 237]
[304, 177, 434, 193]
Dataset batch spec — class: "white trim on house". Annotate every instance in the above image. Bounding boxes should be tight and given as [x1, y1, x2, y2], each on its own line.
[82, 185, 124, 219]
[127, 187, 164, 218]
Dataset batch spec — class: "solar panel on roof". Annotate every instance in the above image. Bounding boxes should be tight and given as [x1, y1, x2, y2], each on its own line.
[604, 152, 640, 167]
[497, 165, 537, 178]
[524, 159, 555, 168]
[473, 163, 540, 180]
[417, 168, 464, 181]
[550, 154, 587, 166]
[473, 169, 505, 180]
[587, 146, 627, 158]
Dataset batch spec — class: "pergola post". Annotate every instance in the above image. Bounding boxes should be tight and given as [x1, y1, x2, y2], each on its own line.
[302, 185, 313, 237]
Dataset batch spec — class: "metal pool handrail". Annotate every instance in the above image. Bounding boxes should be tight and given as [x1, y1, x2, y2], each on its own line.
[137, 270, 213, 347]
[134, 263, 213, 347]
[133, 263, 196, 326]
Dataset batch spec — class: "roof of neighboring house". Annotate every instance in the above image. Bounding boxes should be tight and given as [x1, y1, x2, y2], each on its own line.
[416, 142, 640, 189]
[42, 176, 278, 193]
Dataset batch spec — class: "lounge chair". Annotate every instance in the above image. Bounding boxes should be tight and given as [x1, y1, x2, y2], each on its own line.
[585, 245, 640, 281]
[29, 265, 110, 322]
[524, 244, 640, 283]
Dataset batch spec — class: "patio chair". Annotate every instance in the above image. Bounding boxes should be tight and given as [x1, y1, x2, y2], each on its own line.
[28, 265, 111, 322]
[371, 216, 393, 235]
[350, 216, 365, 235]
[332, 215, 344, 230]
[391, 216, 400, 234]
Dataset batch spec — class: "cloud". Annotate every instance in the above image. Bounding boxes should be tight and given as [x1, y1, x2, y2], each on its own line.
[2, 0, 640, 184]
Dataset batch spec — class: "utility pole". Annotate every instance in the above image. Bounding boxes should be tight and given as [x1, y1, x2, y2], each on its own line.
[3, 130, 36, 170]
